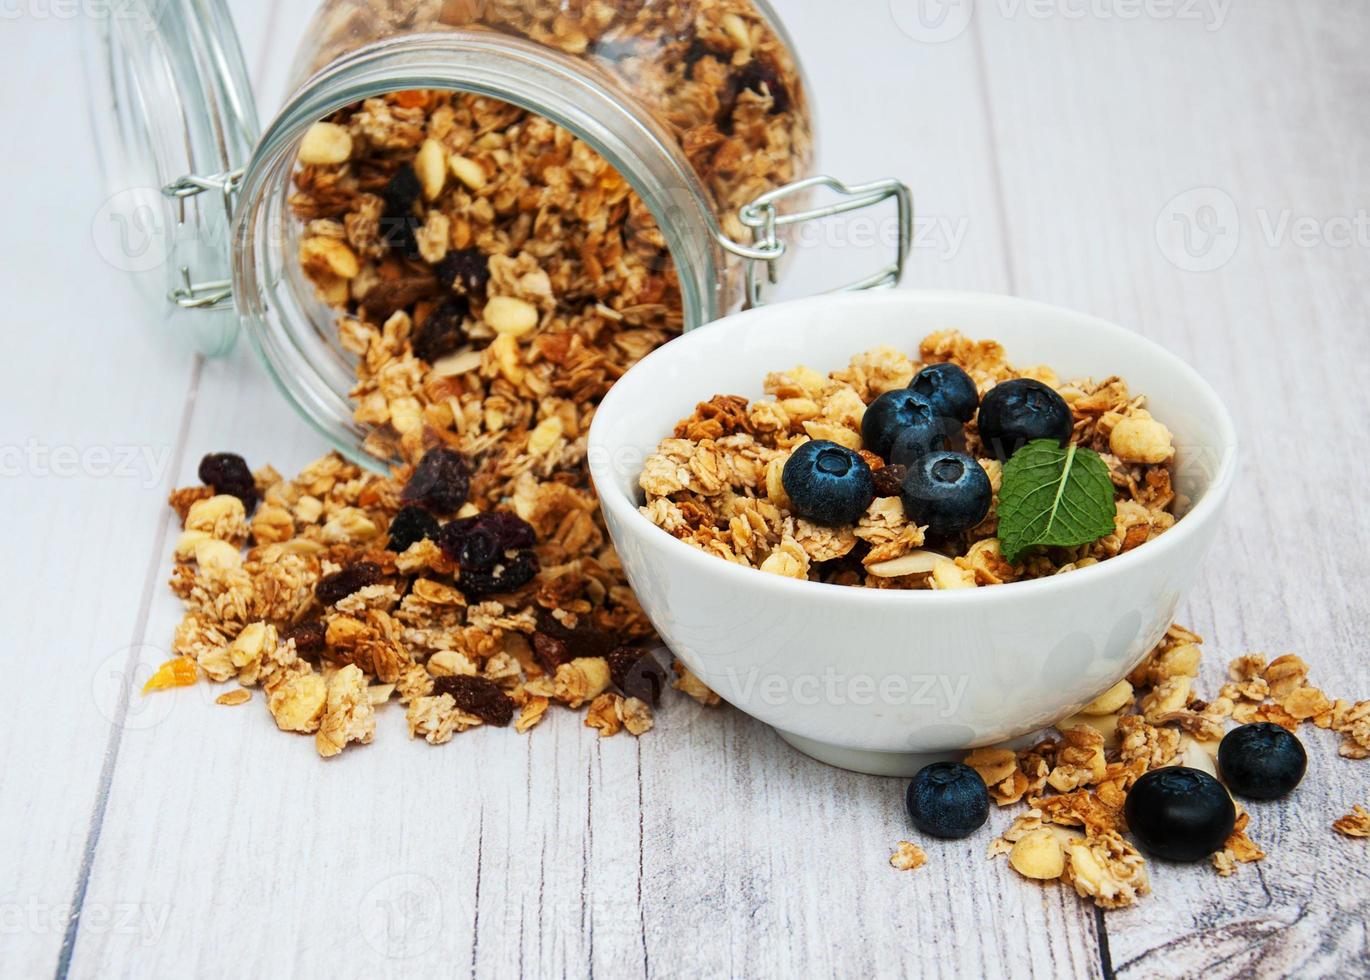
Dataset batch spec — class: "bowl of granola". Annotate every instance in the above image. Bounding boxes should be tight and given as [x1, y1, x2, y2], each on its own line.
[587, 291, 1237, 775]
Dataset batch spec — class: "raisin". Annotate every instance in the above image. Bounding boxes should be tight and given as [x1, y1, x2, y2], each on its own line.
[315, 562, 383, 606]
[535, 609, 616, 660]
[387, 505, 440, 553]
[401, 447, 470, 514]
[872, 463, 908, 498]
[455, 549, 539, 597]
[197, 452, 258, 512]
[412, 297, 470, 363]
[605, 646, 668, 705]
[282, 620, 327, 658]
[438, 511, 537, 571]
[381, 164, 422, 215]
[531, 631, 571, 674]
[435, 248, 491, 296]
[734, 59, 790, 114]
[431, 674, 514, 726]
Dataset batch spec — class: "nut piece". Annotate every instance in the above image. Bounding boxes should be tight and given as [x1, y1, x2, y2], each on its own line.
[449, 154, 487, 190]
[889, 841, 927, 872]
[415, 138, 448, 200]
[1333, 805, 1370, 838]
[298, 121, 353, 165]
[1009, 829, 1066, 880]
[484, 296, 539, 337]
[931, 559, 976, 590]
[1110, 412, 1174, 464]
[267, 673, 328, 733]
[1081, 679, 1134, 716]
[867, 549, 948, 579]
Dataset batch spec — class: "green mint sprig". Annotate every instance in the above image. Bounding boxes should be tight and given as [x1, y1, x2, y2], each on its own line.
[997, 440, 1117, 563]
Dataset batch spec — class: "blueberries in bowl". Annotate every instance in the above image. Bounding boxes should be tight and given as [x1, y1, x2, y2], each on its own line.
[900, 450, 992, 534]
[906, 762, 990, 839]
[1218, 723, 1307, 800]
[1124, 766, 1235, 862]
[782, 440, 875, 527]
[909, 362, 979, 425]
[977, 378, 1073, 461]
[861, 389, 940, 459]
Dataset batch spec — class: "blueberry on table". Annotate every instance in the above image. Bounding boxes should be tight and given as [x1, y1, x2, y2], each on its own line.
[781, 440, 875, 527]
[906, 762, 990, 839]
[387, 504, 440, 553]
[899, 450, 992, 534]
[861, 389, 941, 459]
[909, 362, 979, 425]
[1219, 723, 1308, 800]
[977, 378, 1073, 461]
[1124, 766, 1235, 862]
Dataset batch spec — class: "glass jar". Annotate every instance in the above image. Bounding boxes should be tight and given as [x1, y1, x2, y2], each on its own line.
[89, 0, 910, 468]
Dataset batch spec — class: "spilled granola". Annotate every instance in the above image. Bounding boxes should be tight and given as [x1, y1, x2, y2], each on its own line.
[641, 332, 1179, 587]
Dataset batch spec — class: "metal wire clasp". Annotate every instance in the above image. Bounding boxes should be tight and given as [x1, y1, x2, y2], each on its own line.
[720, 175, 913, 308]
[160, 167, 244, 312]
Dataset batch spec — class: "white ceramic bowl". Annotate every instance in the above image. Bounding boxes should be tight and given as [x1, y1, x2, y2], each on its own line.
[588, 291, 1237, 775]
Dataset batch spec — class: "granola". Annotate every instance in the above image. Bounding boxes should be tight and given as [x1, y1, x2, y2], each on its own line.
[642, 334, 1179, 586]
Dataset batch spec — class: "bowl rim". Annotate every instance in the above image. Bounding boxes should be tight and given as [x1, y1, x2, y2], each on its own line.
[587, 289, 1239, 606]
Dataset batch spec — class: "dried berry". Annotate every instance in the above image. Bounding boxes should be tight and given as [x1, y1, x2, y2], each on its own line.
[535, 609, 617, 660]
[532, 631, 571, 674]
[872, 463, 908, 498]
[197, 452, 258, 512]
[401, 447, 470, 514]
[435, 248, 490, 296]
[431, 674, 514, 726]
[282, 620, 326, 658]
[454, 549, 539, 597]
[381, 163, 422, 215]
[411, 297, 470, 364]
[734, 58, 790, 114]
[438, 511, 537, 571]
[315, 562, 383, 606]
[387, 505, 440, 553]
[606, 646, 667, 705]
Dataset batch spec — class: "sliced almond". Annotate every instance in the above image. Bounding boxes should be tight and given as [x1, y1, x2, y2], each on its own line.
[429, 348, 483, 377]
[298, 121, 352, 165]
[415, 138, 448, 200]
[449, 154, 487, 190]
[867, 549, 950, 579]
[484, 296, 539, 336]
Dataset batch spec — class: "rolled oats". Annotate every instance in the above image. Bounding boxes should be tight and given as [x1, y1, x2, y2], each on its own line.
[1333, 806, 1370, 838]
[889, 841, 928, 872]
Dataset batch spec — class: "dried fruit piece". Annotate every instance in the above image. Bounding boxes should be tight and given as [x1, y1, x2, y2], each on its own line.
[435, 248, 490, 295]
[438, 511, 536, 570]
[455, 550, 539, 596]
[605, 646, 667, 705]
[535, 610, 616, 661]
[431, 674, 514, 726]
[387, 504, 441, 553]
[531, 632, 571, 674]
[412, 297, 470, 364]
[871, 462, 907, 498]
[142, 656, 198, 693]
[197, 452, 258, 512]
[315, 562, 384, 606]
[401, 447, 471, 514]
[282, 620, 327, 657]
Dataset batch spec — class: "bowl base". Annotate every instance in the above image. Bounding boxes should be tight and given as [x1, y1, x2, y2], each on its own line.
[774, 729, 957, 777]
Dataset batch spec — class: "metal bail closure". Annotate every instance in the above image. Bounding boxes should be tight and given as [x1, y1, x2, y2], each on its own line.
[163, 167, 245, 311]
[720, 175, 913, 308]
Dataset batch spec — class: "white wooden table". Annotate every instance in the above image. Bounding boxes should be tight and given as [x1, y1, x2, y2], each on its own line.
[4, 1, 1369, 976]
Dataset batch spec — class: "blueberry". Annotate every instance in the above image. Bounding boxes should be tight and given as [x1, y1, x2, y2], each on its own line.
[977, 378, 1073, 460]
[861, 389, 939, 459]
[888, 416, 957, 468]
[1218, 723, 1307, 800]
[905, 762, 990, 839]
[781, 440, 875, 527]
[387, 505, 440, 553]
[1124, 766, 1235, 862]
[909, 363, 979, 425]
[900, 450, 992, 534]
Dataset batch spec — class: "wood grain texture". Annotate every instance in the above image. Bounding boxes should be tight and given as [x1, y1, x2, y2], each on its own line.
[12, 0, 1367, 976]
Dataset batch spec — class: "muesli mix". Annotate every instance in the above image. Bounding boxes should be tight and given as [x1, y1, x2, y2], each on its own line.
[147, 0, 813, 758]
[889, 625, 1370, 909]
[641, 331, 1178, 587]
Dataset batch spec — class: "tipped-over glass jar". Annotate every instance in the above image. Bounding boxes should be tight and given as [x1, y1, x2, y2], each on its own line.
[90, 0, 910, 468]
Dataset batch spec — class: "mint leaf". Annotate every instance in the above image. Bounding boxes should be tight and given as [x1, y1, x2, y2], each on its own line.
[997, 440, 1117, 563]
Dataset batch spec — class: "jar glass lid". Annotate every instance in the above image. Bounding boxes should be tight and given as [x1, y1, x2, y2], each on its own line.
[85, 0, 259, 356]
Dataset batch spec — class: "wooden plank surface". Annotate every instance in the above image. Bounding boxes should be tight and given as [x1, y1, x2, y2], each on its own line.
[5, 0, 1366, 976]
